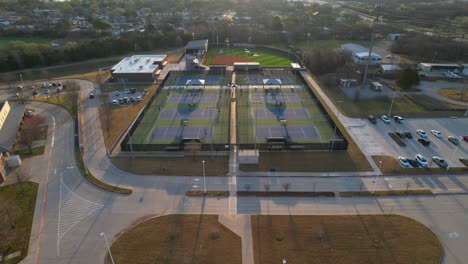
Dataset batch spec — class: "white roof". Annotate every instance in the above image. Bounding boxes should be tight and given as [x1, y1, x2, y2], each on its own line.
[355, 52, 381, 58]
[380, 64, 401, 71]
[111, 55, 167, 74]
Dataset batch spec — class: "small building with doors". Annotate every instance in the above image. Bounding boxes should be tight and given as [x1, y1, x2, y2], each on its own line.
[417, 63, 461, 72]
[0, 101, 25, 181]
[185, 39, 208, 55]
[341, 43, 382, 66]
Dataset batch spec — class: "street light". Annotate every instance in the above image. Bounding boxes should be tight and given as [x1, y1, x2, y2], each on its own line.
[202, 160, 207, 194]
[303, 33, 311, 64]
[372, 160, 383, 193]
[388, 90, 398, 117]
[19, 74, 24, 87]
[100, 232, 115, 264]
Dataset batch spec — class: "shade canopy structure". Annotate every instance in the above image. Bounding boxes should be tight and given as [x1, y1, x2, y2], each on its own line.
[263, 78, 282, 85]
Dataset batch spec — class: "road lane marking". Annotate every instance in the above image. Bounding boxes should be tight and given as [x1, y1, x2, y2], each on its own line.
[35, 114, 56, 264]
[57, 176, 103, 256]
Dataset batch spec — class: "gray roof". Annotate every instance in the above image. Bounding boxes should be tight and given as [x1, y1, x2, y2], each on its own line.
[185, 39, 208, 50]
[341, 43, 369, 54]
[0, 103, 25, 153]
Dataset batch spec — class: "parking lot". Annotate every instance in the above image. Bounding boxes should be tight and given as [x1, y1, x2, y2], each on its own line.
[349, 116, 468, 168]
[105, 88, 146, 105]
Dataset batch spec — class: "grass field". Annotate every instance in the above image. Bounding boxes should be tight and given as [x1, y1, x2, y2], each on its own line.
[112, 155, 229, 176]
[237, 86, 336, 145]
[0, 37, 51, 47]
[0, 182, 38, 264]
[252, 215, 442, 264]
[240, 150, 372, 172]
[204, 47, 292, 67]
[438, 88, 468, 103]
[108, 215, 241, 264]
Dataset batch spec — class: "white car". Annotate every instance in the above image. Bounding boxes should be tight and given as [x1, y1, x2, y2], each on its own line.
[380, 115, 391, 124]
[416, 129, 427, 138]
[112, 100, 118, 105]
[398, 156, 410, 168]
[385, 55, 395, 59]
[136, 96, 142, 102]
[415, 154, 429, 167]
[431, 130, 442, 138]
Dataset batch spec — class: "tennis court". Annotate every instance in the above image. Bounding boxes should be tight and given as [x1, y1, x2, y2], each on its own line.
[256, 125, 319, 140]
[150, 126, 213, 140]
[167, 93, 219, 104]
[250, 93, 301, 103]
[159, 108, 218, 119]
[237, 75, 336, 145]
[252, 108, 310, 119]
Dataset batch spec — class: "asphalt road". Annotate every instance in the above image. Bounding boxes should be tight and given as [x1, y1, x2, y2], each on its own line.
[9, 78, 468, 264]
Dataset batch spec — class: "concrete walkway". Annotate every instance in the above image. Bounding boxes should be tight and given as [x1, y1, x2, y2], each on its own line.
[218, 215, 254, 264]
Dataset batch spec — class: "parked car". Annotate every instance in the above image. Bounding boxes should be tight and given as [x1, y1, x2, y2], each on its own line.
[396, 130, 406, 138]
[136, 96, 142, 102]
[398, 156, 410, 168]
[393, 116, 404, 123]
[381, 115, 391, 124]
[56, 87, 62, 93]
[125, 89, 130, 94]
[386, 54, 395, 59]
[112, 100, 118, 105]
[431, 130, 442, 138]
[123, 97, 129, 103]
[118, 98, 124, 104]
[130, 88, 137, 93]
[432, 156, 448, 168]
[52, 83, 57, 87]
[418, 138, 431, 146]
[368, 115, 377, 124]
[89, 93, 95, 99]
[404, 131, 413, 139]
[129, 97, 136, 102]
[448, 136, 459, 145]
[41, 83, 46, 88]
[58, 82, 62, 87]
[415, 154, 429, 167]
[407, 159, 421, 168]
[115, 92, 120, 96]
[32, 90, 38, 96]
[416, 129, 427, 138]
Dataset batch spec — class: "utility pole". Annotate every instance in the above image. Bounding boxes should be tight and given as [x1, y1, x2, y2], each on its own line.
[354, 3, 384, 101]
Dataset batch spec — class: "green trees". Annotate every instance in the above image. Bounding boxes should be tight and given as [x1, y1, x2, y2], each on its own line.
[396, 68, 420, 90]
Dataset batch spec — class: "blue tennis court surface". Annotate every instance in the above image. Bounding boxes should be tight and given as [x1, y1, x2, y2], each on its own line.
[247, 76, 293, 84]
[256, 125, 319, 140]
[253, 108, 309, 119]
[150, 126, 213, 140]
[159, 108, 217, 119]
[168, 93, 219, 104]
[250, 93, 301, 103]
[175, 76, 222, 85]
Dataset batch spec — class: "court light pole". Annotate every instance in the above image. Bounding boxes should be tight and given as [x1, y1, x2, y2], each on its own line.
[354, 3, 384, 101]
[202, 160, 207, 195]
[19, 74, 24, 87]
[372, 160, 383, 193]
[303, 33, 311, 64]
[100, 232, 115, 264]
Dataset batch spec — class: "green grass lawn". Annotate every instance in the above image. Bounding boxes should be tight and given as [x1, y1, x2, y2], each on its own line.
[0, 37, 51, 47]
[13, 146, 45, 160]
[0, 182, 38, 263]
[204, 47, 292, 67]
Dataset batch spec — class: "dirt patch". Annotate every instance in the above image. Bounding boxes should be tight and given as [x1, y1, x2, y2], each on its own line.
[108, 215, 241, 264]
[210, 55, 252, 66]
[252, 215, 442, 264]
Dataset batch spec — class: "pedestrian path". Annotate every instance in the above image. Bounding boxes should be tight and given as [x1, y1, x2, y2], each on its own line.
[218, 215, 254, 264]
[57, 176, 103, 256]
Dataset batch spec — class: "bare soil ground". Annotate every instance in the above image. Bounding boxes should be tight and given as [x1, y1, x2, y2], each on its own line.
[108, 215, 241, 264]
[252, 215, 442, 264]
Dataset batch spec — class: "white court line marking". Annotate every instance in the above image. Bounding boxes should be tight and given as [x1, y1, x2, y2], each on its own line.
[57, 176, 103, 256]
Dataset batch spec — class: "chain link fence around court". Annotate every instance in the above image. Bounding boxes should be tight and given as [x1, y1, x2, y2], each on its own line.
[121, 70, 232, 152]
[236, 70, 348, 151]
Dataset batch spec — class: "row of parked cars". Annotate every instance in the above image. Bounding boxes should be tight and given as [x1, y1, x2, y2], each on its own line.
[398, 155, 448, 168]
[368, 114, 404, 124]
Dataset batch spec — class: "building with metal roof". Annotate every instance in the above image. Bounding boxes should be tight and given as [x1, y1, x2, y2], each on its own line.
[0, 101, 25, 181]
[341, 43, 382, 66]
[110, 55, 167, 82]
[185, 39, 208, 55]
